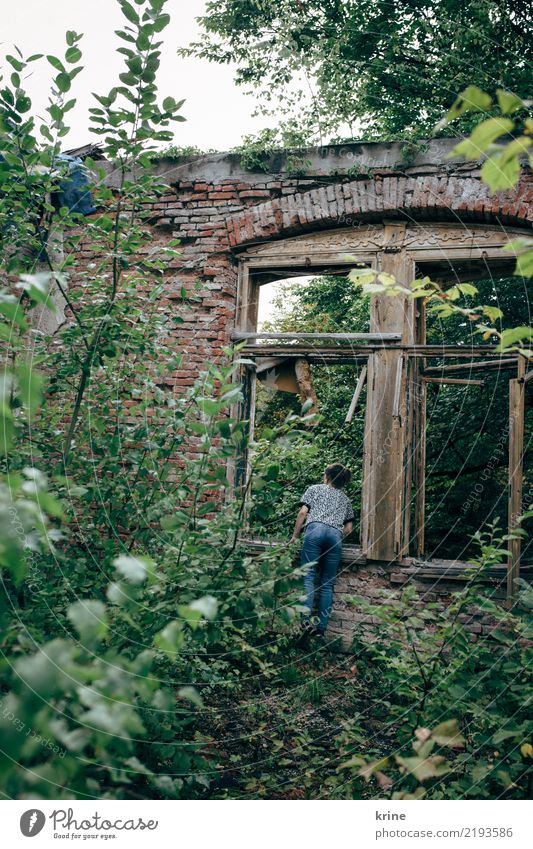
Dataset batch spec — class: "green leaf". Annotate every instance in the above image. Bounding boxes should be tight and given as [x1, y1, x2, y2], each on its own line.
[114, 553, 153, 584]
[67, 600, 107, 643]
[516, 249, 533, 278]
[348, 269, 376, 286]
[120, 1, 140, 24]
[153, 13, 171, 32]
[501, 136, 531, 165]
[177, 686, 203, 707]
[497, 326, 533, 350]
[431, 719, 466, 748]
[452, 117, 514, 160]
[0, 295, 26, 328]
[492, 728, 521, 745]
[0, 403, 14, 451]
[189, 596, 218, 620]
[17, 272, 53, 306]
[119, 72, 137, 86]
[17, 363, 43, 418]
[69, 485, 89, 498]
[504, 238, 533, 278]
[456, 283, 478, 297]
[496, 89, 524, 115]
[197, 398, 221, 416]
[47, 55, 65, 72]
[483, 306, 504, 323]
[56, 73, 72, 93]
[65, 47, 82, 64]
[442, 86, 492, 124]
[154, 620, 184, 657]
[6, 54, 25, 72]
[480, 151, 521, 191]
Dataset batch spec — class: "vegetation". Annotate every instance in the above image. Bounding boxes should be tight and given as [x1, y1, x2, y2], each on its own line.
[183, 0, 533, 146]
[0, 0, 531, 801]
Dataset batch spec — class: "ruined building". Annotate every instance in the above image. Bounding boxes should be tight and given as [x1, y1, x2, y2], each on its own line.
[70, 139, 533, 643]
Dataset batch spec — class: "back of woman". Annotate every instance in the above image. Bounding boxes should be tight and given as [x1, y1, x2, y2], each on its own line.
[290, 463, 354, 639]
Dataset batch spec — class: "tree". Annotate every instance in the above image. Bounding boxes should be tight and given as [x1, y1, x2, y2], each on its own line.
[183, 0, 532, 144]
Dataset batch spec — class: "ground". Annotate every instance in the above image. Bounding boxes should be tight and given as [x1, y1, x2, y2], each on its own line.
[195, 638, 387, 800]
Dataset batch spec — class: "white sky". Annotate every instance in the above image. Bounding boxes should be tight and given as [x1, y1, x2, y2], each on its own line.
[1, 0, 266, 151]
[257, 277, 312, 329]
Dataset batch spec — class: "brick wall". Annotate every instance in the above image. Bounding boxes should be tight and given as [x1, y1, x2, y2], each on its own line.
[328, 558, 531, 650]
[123, 141, 532, 400]
[86, 139, 532, 636]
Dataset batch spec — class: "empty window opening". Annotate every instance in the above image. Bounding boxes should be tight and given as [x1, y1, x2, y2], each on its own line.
[256, 271, 371, 334]
[414, 271, 533, 562]
[243, 271, 371, 546]
[250, 361, 367, 544]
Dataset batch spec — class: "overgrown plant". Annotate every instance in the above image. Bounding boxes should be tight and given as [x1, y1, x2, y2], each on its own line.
[0, 0, 305, 800]
[337, 87, 533, 801]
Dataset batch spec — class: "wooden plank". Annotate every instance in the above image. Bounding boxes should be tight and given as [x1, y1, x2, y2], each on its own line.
[240, 343, 505, 358]
[233, 364, 256, 493]
[231, 331, 401, 341]
[522, 369, 533, 384]
[402, 354, 415, 556]
[423, 358, 517, 375]
[361, 227, 415, 560]
[413, 299, 426, 557]
[507, 357, 526, 604]
[421, 377, 485, 386]
[413, 373, 427, 557]
[392, 356, 404, 417]
[345, 365, 367, 423]
[406, 347, 517, 357]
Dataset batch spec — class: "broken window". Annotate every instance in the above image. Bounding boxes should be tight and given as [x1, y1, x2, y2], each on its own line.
[232, 223, 531, 600]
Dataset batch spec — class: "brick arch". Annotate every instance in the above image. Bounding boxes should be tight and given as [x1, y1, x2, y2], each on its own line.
[226, 173, 532, 249]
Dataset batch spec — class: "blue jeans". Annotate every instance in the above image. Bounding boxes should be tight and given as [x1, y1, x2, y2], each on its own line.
[301, 521, 342, 632]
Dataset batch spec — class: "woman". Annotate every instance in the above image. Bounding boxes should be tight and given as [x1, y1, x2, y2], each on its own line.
[290, 463, 354, 637]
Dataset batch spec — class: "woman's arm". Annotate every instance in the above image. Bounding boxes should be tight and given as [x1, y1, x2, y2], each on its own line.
[290, 505, 309, 543]
[343, 521, 353, 538]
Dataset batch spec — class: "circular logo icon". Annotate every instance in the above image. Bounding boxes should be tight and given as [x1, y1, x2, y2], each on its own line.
[20, 809, 46, 837]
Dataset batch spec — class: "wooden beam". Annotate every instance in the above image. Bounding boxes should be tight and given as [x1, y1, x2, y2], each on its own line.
[507, 357, 526, 605]
[421, 377, 485, 386]
[423, 358, 518, 375]
[407, 347, 520, 357]
[413, 300, 426, 558]
[239, 343, 506, 358]
[392, 356, 404, 417]
[231, 331, 401, 342]
[361, 226, 415, 560]
[522, 369, 533, 384]
[345, 365, 367, 423]
[413, 376, 427, 557]
[233, 364, 256, 494]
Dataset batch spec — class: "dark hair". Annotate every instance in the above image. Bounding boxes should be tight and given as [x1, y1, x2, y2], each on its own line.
[325, 463, 351, 489]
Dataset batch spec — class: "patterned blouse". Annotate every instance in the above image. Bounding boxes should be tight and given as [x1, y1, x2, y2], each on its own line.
[299, 484, 354, 532]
